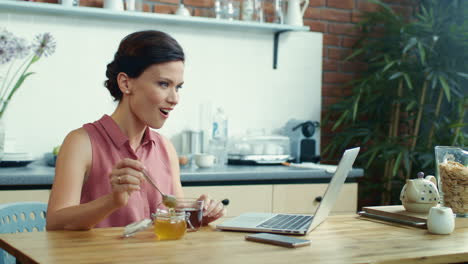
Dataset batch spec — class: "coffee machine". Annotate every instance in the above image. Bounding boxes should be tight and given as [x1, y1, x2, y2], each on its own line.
[281, 119, 320, 163]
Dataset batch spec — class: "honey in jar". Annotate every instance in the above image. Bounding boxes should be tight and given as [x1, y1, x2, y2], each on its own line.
[153, 209, 186, 240]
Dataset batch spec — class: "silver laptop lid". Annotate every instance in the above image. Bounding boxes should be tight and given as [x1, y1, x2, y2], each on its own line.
[305, 147, 360, 233]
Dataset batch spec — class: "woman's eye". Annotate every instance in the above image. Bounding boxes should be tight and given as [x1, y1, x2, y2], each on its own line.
[158, 81, 169, 88]
[176, 85, 183, 91]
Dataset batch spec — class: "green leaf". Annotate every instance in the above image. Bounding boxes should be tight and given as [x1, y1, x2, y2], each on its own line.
[448, 123, 468, 128]
[8, 72, 35, 100]
[352, 94, 361, 121]
[457, 72, 468, 79]
[405, 101, 417, 111]
[382, 61, 396, 73]
[403, 37, 417, 54]
[345, 48, 364, 61]
[392, 152, 403, 176]
[417, 41, 426, 65]
[439, 76, 451, 102]
[365, 149, 379, 169]
[389, 72, 403, 80]
[403, 73, 413, 90]
[332, 110, 349, 131]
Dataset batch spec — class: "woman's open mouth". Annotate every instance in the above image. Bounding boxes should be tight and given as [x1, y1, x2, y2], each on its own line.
[160, 108, 171, 118]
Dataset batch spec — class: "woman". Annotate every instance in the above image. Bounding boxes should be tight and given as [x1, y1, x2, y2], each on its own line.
[46, 30, 225, 230]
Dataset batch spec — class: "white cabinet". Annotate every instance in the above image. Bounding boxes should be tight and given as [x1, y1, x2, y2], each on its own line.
[183, 183, 358, 218]
[183, 185, 273, 217]
[0, 190, 50, 204]
[272, 183, 358, 214]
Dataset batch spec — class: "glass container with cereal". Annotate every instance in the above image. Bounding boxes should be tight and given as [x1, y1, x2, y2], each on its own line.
[435, 146, 468, 217]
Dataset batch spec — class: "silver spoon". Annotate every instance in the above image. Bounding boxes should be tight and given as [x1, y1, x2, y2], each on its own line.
[142, 168, 177, 208]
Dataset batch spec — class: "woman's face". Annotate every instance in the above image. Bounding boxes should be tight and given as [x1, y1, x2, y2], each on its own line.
[127, 60, 184, 129]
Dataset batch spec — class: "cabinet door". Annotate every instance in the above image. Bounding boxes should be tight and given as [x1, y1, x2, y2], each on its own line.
[272, 183, 357, 214]
[183, 185, 273, 217]
[0, 190, 50, 204]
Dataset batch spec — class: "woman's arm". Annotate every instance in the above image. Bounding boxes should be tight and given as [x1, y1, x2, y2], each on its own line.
[46, 128, 144, 230]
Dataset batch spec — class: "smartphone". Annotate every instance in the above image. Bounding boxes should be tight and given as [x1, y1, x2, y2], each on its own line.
[245, 233, 311, 248]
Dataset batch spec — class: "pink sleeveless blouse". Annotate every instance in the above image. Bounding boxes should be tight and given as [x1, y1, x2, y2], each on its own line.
[81, 115, 174, 228]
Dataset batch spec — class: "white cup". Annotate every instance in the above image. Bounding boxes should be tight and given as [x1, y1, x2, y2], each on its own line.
[125, 0, 135, 11]
[60, 0, 79, 6]
[427, 206, 455, 235]
[175, 5, 191, 16]
[194, 154, 216, 168]
[104, 0, 124, 11]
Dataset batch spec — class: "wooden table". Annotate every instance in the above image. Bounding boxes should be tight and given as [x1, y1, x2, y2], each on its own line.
[1, 215, 467, 264]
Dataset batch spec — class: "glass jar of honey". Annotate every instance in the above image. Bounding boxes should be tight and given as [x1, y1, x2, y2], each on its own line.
[152, 209, 187, 240]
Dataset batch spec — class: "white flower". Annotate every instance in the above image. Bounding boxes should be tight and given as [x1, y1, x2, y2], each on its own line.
[0, 29, 56, 118]
[0, 29, 17, 64]
[32, 32, 56, 58]
[13, 37, 30, 60]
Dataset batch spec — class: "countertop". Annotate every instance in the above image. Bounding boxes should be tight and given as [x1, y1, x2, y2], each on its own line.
[0, 160, 363, 189]
[2, 214, 468, 264]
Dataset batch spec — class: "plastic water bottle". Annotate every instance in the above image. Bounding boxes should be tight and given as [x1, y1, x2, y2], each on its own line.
[212, 107, 228, 141]
[210, 108, 228, 166]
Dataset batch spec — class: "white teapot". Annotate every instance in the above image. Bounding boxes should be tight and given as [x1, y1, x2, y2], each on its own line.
[285, 0, 309, 26]
[400, 172, 440, 213]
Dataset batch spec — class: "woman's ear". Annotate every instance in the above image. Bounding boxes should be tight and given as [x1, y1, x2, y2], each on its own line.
[117, 72, 131, 95]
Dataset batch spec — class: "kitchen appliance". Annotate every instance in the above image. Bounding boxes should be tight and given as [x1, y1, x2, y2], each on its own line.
[181, 130, 205, 155]
[282, 119, 320, 163]
[227, 135, 291, 165]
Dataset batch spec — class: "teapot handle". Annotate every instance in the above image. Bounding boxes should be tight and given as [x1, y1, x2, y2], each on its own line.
[425, 175, 437, 188]
[300, 0, 309, 16]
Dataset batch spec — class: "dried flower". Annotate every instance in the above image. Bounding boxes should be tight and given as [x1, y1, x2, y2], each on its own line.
[0, 28, 56, 118]
[0, 30, 19, 64]
[32, 32, 56, 58]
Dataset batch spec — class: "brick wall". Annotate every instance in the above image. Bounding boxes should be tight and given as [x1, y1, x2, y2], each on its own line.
[28, 0, 418, 159]
[307, 0, 419, 162]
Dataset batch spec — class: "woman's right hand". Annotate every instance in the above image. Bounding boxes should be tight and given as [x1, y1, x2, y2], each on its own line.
[109, 158, 146, 208]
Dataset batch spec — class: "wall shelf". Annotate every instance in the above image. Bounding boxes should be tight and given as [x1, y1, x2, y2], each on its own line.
[1, 1, 311, 69]
[0, 1, 309, 34]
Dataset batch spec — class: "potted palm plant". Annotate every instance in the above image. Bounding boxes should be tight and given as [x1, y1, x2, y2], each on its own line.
[323, 0, 468, 207]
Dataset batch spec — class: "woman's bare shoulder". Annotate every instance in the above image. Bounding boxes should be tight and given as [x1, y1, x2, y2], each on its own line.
[60, 127, 92, 162]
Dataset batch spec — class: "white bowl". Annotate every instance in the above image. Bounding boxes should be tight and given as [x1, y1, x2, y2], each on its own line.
[194, 154, 215, 168]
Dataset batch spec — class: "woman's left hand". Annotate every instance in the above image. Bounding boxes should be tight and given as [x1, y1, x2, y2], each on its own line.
[198, 194, 226, 224]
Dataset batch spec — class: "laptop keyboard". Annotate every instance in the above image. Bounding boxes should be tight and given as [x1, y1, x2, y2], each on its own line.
[256, 214, 313, 230]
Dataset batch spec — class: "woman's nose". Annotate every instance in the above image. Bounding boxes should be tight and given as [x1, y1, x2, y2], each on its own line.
[167, 88, 179, 105]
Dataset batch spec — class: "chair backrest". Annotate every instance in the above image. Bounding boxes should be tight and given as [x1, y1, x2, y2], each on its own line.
[0, 202, 47, 264]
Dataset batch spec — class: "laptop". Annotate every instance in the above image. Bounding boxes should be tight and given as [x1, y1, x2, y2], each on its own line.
[217, 147, 360, 235]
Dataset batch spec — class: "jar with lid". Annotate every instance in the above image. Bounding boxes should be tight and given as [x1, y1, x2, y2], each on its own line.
[152, 209, 187, 240]
[435, 146, 468, 217]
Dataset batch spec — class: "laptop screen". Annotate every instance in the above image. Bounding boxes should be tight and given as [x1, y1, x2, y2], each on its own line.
[305, 147, 360, 233]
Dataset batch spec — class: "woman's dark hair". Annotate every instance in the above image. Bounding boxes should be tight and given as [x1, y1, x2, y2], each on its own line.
[104, 30, 185, 101]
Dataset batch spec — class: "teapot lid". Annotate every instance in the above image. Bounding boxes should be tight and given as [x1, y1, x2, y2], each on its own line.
[417, 171, 424, 179]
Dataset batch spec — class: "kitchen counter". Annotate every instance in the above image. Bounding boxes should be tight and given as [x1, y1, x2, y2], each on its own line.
[0, 161, 363, 190]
